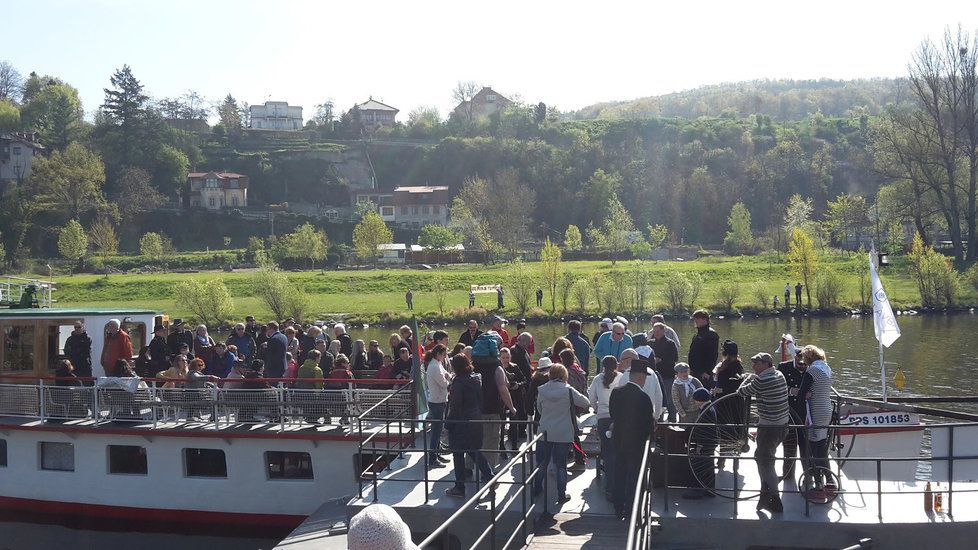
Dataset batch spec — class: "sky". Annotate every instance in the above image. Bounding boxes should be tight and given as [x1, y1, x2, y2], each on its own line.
[6, 0, 978, 122]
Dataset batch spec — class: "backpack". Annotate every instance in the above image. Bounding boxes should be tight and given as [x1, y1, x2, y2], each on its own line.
[472, 332, 499, 358]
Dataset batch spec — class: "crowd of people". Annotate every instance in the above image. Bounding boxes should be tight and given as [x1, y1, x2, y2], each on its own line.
[56, 309, 836, 516]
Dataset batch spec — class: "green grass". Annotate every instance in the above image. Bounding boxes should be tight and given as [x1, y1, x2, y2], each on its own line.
[45, 254, 963, 325]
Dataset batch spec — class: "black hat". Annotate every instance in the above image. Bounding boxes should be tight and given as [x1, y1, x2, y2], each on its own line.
[172, 318, 184, 326]
[692, 388, 712, 402]
[722, 339, 738, 356]
[246, 315, 255, 321]
[629, 359, 653, 375]
[153, 324, 166, 333]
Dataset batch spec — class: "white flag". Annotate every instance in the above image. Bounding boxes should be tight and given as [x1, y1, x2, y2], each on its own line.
[870, 249, 901, 347]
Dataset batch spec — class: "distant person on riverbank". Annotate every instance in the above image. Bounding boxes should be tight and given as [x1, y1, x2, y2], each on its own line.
[469, 289, 476, 308]
[565, 320, 592, 375]
[594, 322, 632, 373]
[773, 295, 779, 309]
[737, 352, 789, 514]
[405, 289, 413, 310]
[795, 282, 803, 308]
[688, 310, 719, 387]
[784, 283, 791, 307]
[64, 321, 93, 380]
[497, 286, 505, 309]
[458, 319, 482, 347]
[649, 314, 680, 350]
[536, 287, 543, 307]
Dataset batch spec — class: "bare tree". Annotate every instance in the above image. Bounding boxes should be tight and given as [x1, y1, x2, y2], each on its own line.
[452, 81, 479, 122]
[456, 170, 536, 259]
[0, 61, 22, 102]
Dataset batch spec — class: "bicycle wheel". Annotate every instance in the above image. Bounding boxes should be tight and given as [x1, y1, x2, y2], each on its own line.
[687, 393, 760, 501]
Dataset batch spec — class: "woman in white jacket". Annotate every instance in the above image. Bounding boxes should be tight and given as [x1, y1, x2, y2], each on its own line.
[535, 363, 591, 506]
[588, 356, 621, 498]
[424, 344, 451, 467]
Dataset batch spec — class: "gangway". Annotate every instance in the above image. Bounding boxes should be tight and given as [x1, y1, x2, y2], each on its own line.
[0, 276, 55, 308]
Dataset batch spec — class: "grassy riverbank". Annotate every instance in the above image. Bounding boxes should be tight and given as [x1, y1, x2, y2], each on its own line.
[45, 254, 956, 325]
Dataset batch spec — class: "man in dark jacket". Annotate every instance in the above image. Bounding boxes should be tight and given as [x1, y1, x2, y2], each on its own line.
[227, 323, 258, 363]
[458, 319, 483, 347]
[687, 310, 719, 387]
[167, 320, 194, 356]
[565, 320, 591, 374]
[148, 324, 170, 373]
[651, 322, 679, 421]
[263, 321, 288, 379]
[777, 348, 807, 480]
[333, 323, 353, 357]
[63, 321, 93, 380]
[609, 360, 656, 519]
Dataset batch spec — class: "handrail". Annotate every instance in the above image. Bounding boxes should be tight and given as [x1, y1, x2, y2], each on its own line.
[625, 435, 655, 550]
[0, 374, 410, 385]
[419, 432, 545, 549]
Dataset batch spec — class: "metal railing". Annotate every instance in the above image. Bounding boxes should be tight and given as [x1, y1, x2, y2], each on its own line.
[625, 435, 656, 550]
[419, 432, 546, 550]
[0, 376, 411, 431]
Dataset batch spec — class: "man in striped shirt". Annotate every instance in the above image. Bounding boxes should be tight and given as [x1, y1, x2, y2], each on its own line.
[737, 352, 789, 513]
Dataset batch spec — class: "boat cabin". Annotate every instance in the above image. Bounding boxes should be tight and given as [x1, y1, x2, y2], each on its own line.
[0, 308, 165, 378]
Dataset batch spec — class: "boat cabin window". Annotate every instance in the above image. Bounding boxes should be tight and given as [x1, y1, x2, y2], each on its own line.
[40, 442, 74, 472]
[266, 451, 314, 480]
[108, 445, 147, 475]
[183, 448, 227, 478]
[0, 439, 6, 467]
[2, 324, 35, 373]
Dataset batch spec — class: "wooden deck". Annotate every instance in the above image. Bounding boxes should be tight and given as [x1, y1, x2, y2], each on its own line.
[527, 513, 628, 549]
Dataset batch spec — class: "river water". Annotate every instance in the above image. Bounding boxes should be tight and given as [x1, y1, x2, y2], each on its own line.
[5, 314, 976, 549]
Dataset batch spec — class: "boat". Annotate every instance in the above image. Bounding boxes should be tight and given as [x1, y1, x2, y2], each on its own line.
[0, 292, 413, 539]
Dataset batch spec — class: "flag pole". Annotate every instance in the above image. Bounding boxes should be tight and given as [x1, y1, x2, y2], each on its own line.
[879, 340, 887, 403]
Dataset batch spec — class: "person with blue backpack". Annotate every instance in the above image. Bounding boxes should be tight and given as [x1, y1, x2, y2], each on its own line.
[471, 331, 517, 466]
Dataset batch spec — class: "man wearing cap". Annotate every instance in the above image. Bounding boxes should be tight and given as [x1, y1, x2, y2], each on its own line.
[594, 322, 633, 374]
[609, 359, 657, 519]
[688, 310, 719, 387]
[615, 347, 663, 419]
[737, 352, 789, 513]
[227, 323, 258, 363]
[148, 323, 170, 373]
[490, 316, 510, 347]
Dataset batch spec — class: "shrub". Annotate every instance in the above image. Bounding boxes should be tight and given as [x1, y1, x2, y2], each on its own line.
[252, 260, 311, 321]
[908, 233, 958, 307]
[174, 278, 234, 328]
[714, 283, 741, 312]
[750, 282, 770, 309]
[572, 277, 590, 312]
[449, 306, 489, 321]
[661, 272, 693, 313]
[815, 269, 845, 310]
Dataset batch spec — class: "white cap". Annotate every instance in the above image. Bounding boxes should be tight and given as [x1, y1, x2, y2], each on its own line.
[348, 504, 420, 550]
[537, 357, 552, 370]
[600, 318, 613, 327]
[635, 345, 654, 360]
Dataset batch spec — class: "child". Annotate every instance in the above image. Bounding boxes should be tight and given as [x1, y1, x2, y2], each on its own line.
[285, 352, 299, 381]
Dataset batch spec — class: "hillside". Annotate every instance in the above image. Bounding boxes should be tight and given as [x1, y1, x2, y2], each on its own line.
[570, 78, 911, 120]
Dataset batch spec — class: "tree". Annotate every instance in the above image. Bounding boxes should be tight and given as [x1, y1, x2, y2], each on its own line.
[100, 65, 150, 167]
[782, 194, 814, 238]
[313, 101, 335, 127]
[113, 167, 164, 223]
[352, 211, 393, 263]
[89, 219, 118, 265]
[354, 200, 377, 220]
[587, 194, 635, 264]
[563, 225, 582, 251]
[450, 195, 496, 261]
[647, 224, 669, 249]
[787, 228, 818, 308]
[907, 233, 958, 307]
[508, 258, 534, 315]
[455, 171, 536, 258]
[139, 232, 165, 263]
[22, 83, 84, 150]
[407, 106, 440, 136]
[452, 81, 480, 123]
[217, 94, 242, 137]
[723, 202, 755, 254]
[558, 271, 575, 313]
[252, 258, 310, 321]
[58, 220, 88, 272]
[534, 102, 547, 125]
[0, 100, 19, 133]
[287, 223, 329, 268]
[0, 61, 22, 102]
[540, 238, 563, 313]
[572, 276, 590, 312]
[418, 224, 461, 250]
[174, 278, 234, 328]
[31, 142, 106, 220]
[823, 193, 869, 250]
